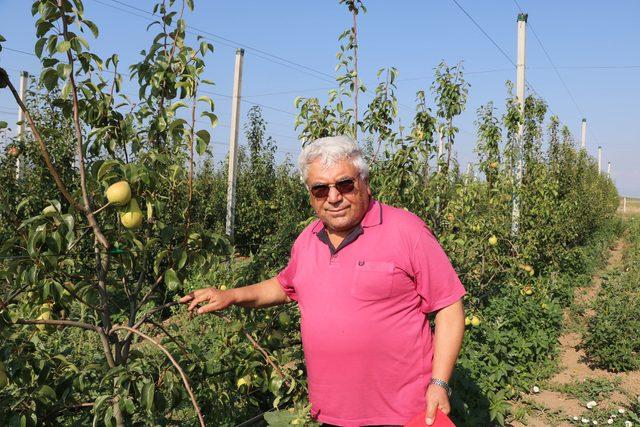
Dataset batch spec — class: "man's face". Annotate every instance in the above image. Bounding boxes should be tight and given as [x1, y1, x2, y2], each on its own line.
[306, 158, 371, 234]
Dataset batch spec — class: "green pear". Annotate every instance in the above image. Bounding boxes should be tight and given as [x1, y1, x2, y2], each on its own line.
[120, 198, 143, 229]
[106, 181, 132, 207]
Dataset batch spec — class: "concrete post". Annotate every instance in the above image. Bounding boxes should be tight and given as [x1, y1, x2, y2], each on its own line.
[15, 71, 28, 180]
[597, 145, 602, 173]
[225, 49, 245, 239]
[512, 13, 527, 237]
[437, 131, 444, 173]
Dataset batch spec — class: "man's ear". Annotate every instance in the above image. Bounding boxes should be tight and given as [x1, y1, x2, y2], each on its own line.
[364, 178, 372, 196]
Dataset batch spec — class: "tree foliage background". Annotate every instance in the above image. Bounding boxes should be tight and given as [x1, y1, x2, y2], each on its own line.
[0, 0, 620, 426]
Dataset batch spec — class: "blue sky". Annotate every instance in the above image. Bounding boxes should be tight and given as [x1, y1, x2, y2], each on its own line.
[1, 0, 638, 196]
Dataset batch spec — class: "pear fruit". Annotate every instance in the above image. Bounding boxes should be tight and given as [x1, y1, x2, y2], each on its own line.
[106, 181, 132, 207]
[120, 198, 143, 229]
[36, 309, 52, 332]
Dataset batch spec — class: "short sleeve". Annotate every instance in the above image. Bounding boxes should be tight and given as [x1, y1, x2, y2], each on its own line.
[276, 242, 299, 301]
[411, 227, 466, 313]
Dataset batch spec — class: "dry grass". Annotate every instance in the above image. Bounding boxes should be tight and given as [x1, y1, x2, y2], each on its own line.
[618, 197, 640, 217]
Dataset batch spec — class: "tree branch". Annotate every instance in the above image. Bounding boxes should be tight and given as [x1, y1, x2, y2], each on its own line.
[111, 325, 205, 427]
[146, 319, 194, 362]
[0, 69, 83, 213]
[16, 318, 99, 332]
[57, 0, 110, 250]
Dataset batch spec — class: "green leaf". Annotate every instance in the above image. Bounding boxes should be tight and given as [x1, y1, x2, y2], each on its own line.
[97, 159, 120, 181]
[154, 250, 168, 275]
[263, 411, 299, 426]
[56, 40, 71, 53]
[84, 20, 99, 38]
[196, 137, 208, 156]
[39, 68, 58, 91]
[0, 121, 6, 129]
[164, 268, 181, 291]
[37, 384, 57, 401]
[92, 395, 111, 427]
[34, 38, 46, 57]
[104, 406, 114, 427]
[196, 129, 210, 155]
[61, 214, 75, 233]
[168, 101, 188, 113]
[173, 247, 188, 270]
[201, 111, 218, 128]
[141, 381, 155, 412]
[0, 68, 9, 88]
[60, 81, 71, 99]
[197, 95, 215, 111]
[196, 129, 210, 144]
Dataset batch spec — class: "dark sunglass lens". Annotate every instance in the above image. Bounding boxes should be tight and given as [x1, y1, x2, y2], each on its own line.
[335, 179, 355, 194]
[311, 185, 330, 198]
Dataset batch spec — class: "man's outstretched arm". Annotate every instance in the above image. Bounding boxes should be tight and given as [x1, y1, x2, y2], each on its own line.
[179, 277, 292, 314]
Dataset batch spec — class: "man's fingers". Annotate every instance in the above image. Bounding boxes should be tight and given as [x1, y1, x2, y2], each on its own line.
[440, 402, 451, 415]
[425, 397, 438, 426]
[187, 292, 212, 312]
[197, 301, 221, 315]
[179, 292, 195, 303]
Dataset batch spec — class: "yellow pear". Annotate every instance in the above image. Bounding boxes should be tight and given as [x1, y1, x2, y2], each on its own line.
[106, 181, 132, 207]
[120, 198, 143, 229]
[36, 309, 52, 332]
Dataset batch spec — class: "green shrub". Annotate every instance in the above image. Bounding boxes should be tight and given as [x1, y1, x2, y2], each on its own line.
[582, 220, 640, 372]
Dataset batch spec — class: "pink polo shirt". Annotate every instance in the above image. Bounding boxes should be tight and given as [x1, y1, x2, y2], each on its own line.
[277, 200, 466, 426]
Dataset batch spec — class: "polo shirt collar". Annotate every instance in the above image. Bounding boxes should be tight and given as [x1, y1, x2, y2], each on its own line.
[361, 199, 383, 228]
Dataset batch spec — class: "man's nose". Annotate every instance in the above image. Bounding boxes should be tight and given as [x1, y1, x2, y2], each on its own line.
[326, 186, 342, 203]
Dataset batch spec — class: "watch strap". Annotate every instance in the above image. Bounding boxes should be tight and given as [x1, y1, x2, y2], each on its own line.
[429, 377, 452, 397]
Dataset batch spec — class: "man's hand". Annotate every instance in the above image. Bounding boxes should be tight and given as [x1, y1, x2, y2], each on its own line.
[424, 383, 451, 425]
[179, 287, 235, 314]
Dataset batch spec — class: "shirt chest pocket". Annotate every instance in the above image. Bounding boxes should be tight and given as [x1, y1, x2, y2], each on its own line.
[350, 261, 395, 301]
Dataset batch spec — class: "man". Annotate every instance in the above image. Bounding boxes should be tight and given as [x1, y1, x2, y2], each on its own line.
[180, 135, 466, 426]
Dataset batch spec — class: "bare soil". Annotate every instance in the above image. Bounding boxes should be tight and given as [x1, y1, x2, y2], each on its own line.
[510, 238, 640, 426]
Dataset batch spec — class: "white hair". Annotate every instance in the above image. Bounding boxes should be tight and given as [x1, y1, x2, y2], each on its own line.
[298, 135, 370, 183]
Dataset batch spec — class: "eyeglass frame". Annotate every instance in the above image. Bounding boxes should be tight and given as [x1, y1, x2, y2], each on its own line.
[307, 177, 358, 199]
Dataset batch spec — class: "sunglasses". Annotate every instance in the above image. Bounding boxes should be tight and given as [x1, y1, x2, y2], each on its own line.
[309, 178, 356, 199]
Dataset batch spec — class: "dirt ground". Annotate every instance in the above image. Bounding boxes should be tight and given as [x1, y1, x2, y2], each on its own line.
[509, 238, 640, 426]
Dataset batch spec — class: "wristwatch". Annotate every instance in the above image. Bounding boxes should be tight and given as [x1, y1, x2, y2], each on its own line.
[429, 377, 452, 397]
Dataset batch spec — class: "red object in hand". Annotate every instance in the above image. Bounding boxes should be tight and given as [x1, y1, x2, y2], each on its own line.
[404, 409, 456, 427]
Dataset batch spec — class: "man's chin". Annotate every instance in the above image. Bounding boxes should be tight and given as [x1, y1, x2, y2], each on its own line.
[324, 220, 357, 233]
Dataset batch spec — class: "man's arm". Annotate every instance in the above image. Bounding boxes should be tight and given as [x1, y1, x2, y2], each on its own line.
[425, 299, 465, 425]
[179, 277, 292, 314]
